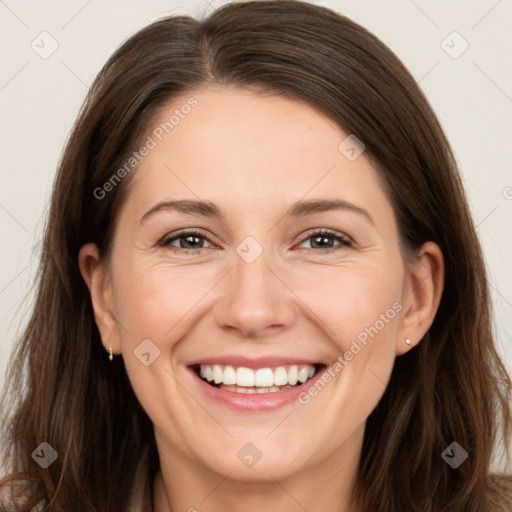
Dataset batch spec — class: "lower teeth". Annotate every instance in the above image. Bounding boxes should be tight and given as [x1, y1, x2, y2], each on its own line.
[218, 384, 296, 393]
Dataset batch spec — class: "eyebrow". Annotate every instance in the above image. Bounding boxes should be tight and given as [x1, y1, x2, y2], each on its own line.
[139, 198, 374, 226]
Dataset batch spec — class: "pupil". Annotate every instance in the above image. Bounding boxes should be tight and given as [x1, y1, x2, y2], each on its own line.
[182, 235, 201, 248]
[313, 235, 332, 248]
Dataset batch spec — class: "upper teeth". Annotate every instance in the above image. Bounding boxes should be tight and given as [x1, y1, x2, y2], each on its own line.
[199, 364, 316, 387]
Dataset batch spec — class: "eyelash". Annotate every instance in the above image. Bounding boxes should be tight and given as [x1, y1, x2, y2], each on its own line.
[158, 228, 353, 254]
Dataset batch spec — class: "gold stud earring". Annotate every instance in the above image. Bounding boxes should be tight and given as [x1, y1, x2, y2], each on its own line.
[109, 346, 113, 361]
[405, 338, 412, 345]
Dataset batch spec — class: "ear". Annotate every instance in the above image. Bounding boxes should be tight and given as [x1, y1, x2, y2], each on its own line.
[396, 241, 444, 356]
[78, 243, 121, 356]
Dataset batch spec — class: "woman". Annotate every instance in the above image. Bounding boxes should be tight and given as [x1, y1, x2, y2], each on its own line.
[1, 1, 511, 510]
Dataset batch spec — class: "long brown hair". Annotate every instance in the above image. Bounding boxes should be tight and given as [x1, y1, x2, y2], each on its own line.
[1, 1, 511, 510]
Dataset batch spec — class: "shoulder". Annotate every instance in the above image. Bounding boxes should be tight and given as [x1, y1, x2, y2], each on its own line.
[486, 474, 512, 511]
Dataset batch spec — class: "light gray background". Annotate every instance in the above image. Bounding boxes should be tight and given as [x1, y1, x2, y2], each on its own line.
[1, 0, 511, 397]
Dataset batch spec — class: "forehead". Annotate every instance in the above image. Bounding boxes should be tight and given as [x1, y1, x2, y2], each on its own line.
[124, 85, 393, 226]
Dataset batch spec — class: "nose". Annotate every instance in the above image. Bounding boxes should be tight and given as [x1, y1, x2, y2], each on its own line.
[214, 246, 296, 340]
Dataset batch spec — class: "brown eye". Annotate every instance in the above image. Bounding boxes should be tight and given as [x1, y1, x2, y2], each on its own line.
[159, 229, 214, 252]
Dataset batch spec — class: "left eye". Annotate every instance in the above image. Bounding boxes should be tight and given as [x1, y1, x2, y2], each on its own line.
[297, 229, 353, 252]
[159, 229, 352, 253]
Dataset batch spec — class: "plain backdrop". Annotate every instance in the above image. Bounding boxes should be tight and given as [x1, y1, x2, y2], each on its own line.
[1, 0, 511, 409]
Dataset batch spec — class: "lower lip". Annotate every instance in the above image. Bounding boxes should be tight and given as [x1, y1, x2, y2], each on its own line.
[188, 366, 326, 412]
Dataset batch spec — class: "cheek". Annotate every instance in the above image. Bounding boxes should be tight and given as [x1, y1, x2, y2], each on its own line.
[112, 259, 217, 344]
[292, 265, 403, 424]
[288, 261, 404, 353]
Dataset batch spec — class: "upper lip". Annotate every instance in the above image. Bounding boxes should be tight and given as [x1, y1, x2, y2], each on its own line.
[188, 355, 324, 369]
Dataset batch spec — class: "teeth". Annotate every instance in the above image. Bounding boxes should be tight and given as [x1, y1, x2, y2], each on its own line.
[273, 367, 288, 386]
[237, 367, 255, 387]
[219, 385, 294, 393]
[255, 368, 273, 387]
[198, 363, 318, 389]
[213, 364, 223, 384]
[297, 367, 309, 383]
[223, 365, 237, 385]
[288, 366, 298, 385]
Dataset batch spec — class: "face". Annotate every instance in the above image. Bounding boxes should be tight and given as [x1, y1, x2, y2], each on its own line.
[81, 85, 441, 485]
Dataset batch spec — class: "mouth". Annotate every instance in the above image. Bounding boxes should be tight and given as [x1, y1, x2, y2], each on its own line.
[190, 363, 326, 394]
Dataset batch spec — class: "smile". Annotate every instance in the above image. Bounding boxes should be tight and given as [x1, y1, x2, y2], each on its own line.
[192, 363, 324, 394]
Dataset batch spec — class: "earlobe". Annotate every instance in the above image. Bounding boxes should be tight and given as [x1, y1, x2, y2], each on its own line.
[396, 241, 444, 356]
[78, 243, 121, 356]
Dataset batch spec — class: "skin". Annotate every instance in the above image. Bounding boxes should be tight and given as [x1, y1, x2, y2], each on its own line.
[79, 85, 444, 512]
